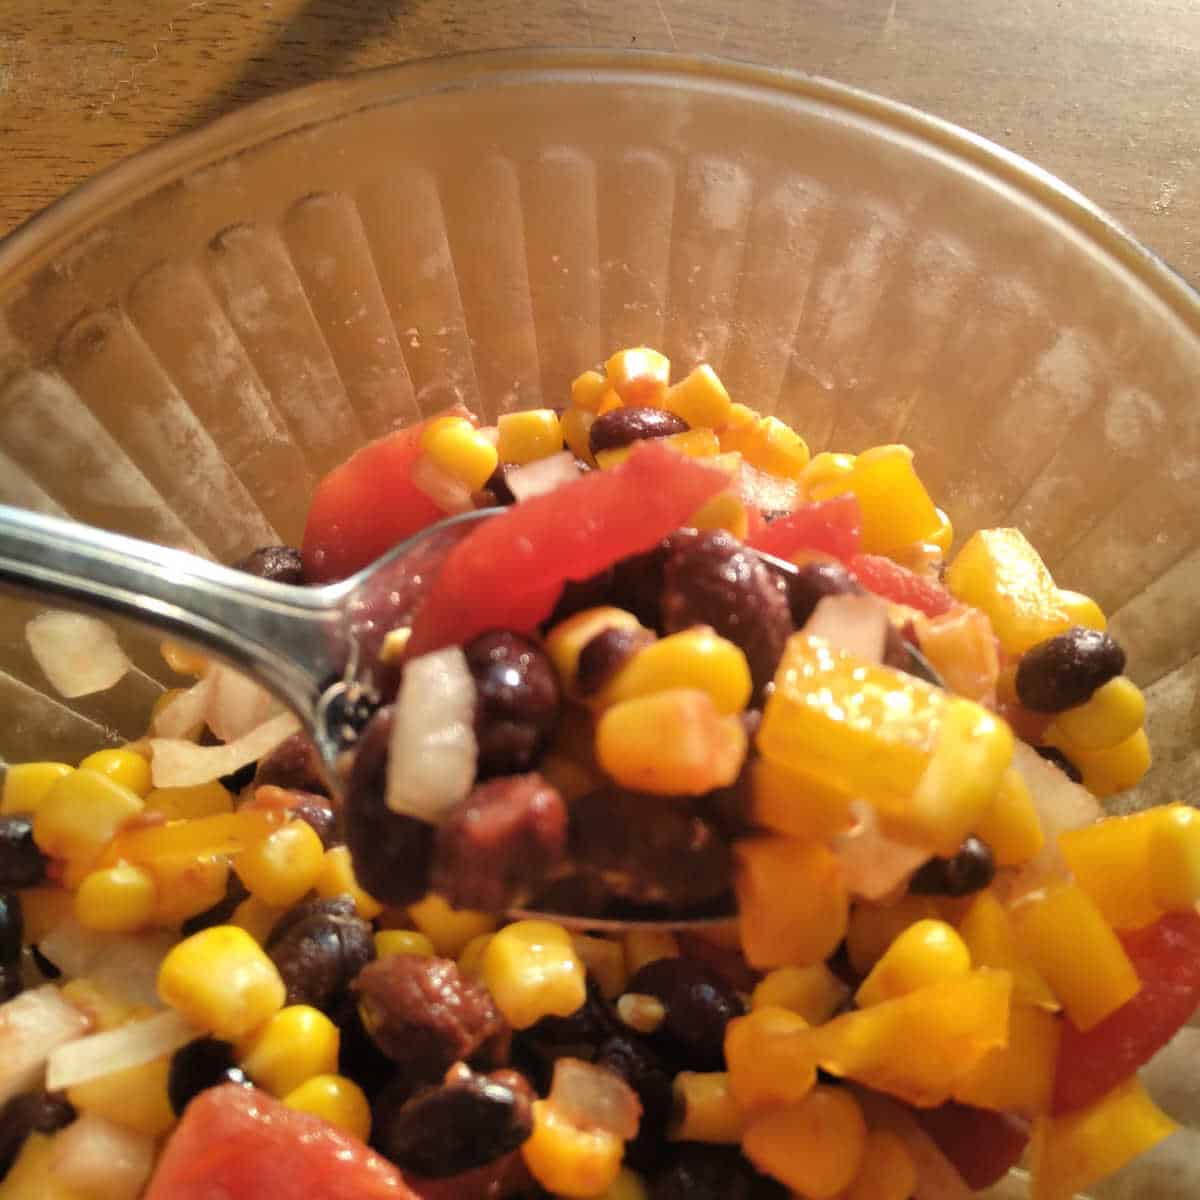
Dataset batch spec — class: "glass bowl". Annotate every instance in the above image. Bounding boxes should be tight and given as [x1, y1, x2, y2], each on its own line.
[0, 48, 1197, 1197]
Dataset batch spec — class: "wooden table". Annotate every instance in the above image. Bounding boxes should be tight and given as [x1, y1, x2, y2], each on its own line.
[0, 0, 1197, 286]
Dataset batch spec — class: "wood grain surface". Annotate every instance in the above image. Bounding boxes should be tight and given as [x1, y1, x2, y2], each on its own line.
[0, 0, 1197, 285]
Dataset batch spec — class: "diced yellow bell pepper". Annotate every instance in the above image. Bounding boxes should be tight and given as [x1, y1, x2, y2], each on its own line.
[724, 1005, 817, 1114]
[1010, 882, 1140, 1031]
[801, 451, 856, 500]
[144, 782, 234, 820]
[805, 969, 1013, 1108]
[911, 607, 999, 704]
[1029, 1076, 1177, 1200]
[99, 808, 284, 869]
[747, 758, 856, 841]
[664, 364, 733, 429]
[1148, 804, 1200, 910]
[952, 1001, 1061, 1116]
[750, 964, 848, 1025]
[956, 891, 1058, 1010]
[973, 768, 1045, 867]
[718, 414, 810, 480]
[855, 919, 971, 1009]
[945, 528, 1070, 655]
[734, 835, 848, 969]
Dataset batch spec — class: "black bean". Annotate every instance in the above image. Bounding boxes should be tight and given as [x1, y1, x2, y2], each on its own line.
[661, 530, 793, 695]
[181, 873, 249, 938]
[589, 408, 688, 456]
[30, 946, 59, 980]
[373, 1064, 534, 1178]
[0, 896, 21, 966]
[909, 836, 996, 897]
[232, 545, 306, 584]
[168, 1038, 251, 1115]
[575, 627, 654, 697]
[0, 963, 20, 1003]
[596, 1035, 673, 1172]
[626, 957, 745, 1071]
[1035, 745, 1084, 784]
[218, 762, 258, 795]
[343, 706, 434, 907]
[266, 896, 375, 1011]
[322, 682, 381, 749]
[0, 817, 47, 890]
[481, 464, 518, 507]
[465, 631, 561, 778]
[784, 560, 863, 628]
[527, 979, 620, 1053]
[254, 731, 329, 796]
[651, 1144, 788, 1200]
[288, 791, 339, 848]
[1016, 627, 1126, 713]
[0, 1091, 76, 1181]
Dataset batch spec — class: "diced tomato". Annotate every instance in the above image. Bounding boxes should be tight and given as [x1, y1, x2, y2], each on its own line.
[406, 441, 728, 656]
[848, 553, 957, 618]
[747, 495, 862, 563]
[1052, 909, 1200, 1114]
[914, 1102, 1030, 1190]
[144, 1084, 417, 1200]
[302, 413, 469, 583]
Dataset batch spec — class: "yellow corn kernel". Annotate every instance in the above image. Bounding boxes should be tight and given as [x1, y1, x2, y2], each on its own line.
[161, 639, 209, 676]
[597, 628, 752, 715]
[735, 836, 848, 969]
[664, 364, 733, 429]
[1148, 805, 1200, 910]
[283, 1074, 371, 1141]
[856, 920, 971, 1009]
[841, 1129, 917, 1200]
[669, 1072, 744, 1143]
[18, 886, 75, 943]
[572, 934, 627, 1000]
[315, 845, 383, 920]
[235, 819, 325, 909]
[457, 932, 495, 979]
[800, 450, 856, 500]
[1057, 588, 1106, 631]
[68, 1056, 176, 1137]
[481, 920, 587, 1029]
[150, 856, 231, 929]
[522, 1097, 624, 1197]
[759, 635, 1013, 855]
[596, 388, 624, 415]
[724, 1006, 816, 1113]
[74, 864, 157, 933]
[597, 1167, 648, 1200]
[1, 762, 73, 816]
[720, 401, 758, 434]
[561, 406, 598, 465]
[571, 369, 609, 412]
[545, 607, 652, 694]
[408, 893, 498, 957]
[720, 414, 810, 481]
[33, 769, 144, 864]
[595, 689, 747, 795]
[622, 929, 679, 976]
[78, 748, 152, 798]
[1047, 676, 1145, 752]
[743, 1085, 867, 1199]
[144, 781, 234, 820]
[60, 978, 139, 1032]
[688, 490, 748, 540]
[237, 1004, 340, 1098]
[957, 891, 1058, 1010]
[751, 965, 848, 1025]
[945, 528, 1070, 655]
[845, 894, 942, 977]
[605, 346, 670, 408]
[158, 925, 286, 1040]
[748, 757, 856, 841]
[421, 416, 499, 491]
[973, 767, 1045, 867]
[953, 1001, 1061, 1115]
[374, 929, 435, 959]
[1068, 727, 1151, 798]
[497, 409, 563, 465]
[594, 427, 721, 470]
[1029, 1077, 1177, 1200]
[1010, 882, 1140, 1031]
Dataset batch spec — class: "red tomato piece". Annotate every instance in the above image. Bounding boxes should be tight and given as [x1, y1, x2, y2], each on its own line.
[144, 1084, 417, 1200]
[302, 414, 469, 583]
[1052, 909, 1200, 1114]
[747, 495, 862, 562]
[914, 1102, 1030, 1190]
[406, 440, 729, 656]
[847, 553, 957, 617]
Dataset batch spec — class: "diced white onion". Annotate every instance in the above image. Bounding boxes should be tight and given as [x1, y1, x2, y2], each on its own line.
[832, 801, 930, 900]
[151, 672, 214, 738]
[735, 462, 799, 515]
[0, 985, 90, 1107]
[206, 665, 280, 744]
[506, 451, 582, 502]
[53, 1113, 155, 1200]
[47, 1008, 196, 1092]
[38, 919, 176, 1009]
[410, 454, 475, 514]
[25, 611, 131, 698]
[547, 1056, 641, 1140]
[803, 593, 889, 663]
[150, 710, 299, 788]
[386, 647, 477, 822]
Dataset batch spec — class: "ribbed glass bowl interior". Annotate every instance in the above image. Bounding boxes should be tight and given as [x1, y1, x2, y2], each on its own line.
[0, 50, 1197, 1194]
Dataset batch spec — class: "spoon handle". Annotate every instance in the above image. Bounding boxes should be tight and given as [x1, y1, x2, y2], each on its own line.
[0, 505, 346, 725]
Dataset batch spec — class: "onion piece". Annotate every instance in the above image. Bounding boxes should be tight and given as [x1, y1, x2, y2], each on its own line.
[47, 1009, 197, 1092]
[506, 451, 582, 502]
[547, 1057, 641, 1140]
[151, 672, 214, 738]
[0, 985, 90, 1107]
[386, 647, 477, 821]
[53, 1113, 155, 1200]
[735, 461, 799, 515]
[25, 611, 131, 698]
[38, 919, 176, 1009]
[207, 665, 280, 744]
[150, 711, 299, 788]
[410, 454, 475, 514]
[833, 801, 930, 900]
[803, 593, 890, 662]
